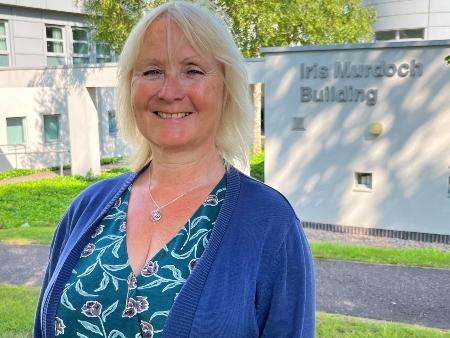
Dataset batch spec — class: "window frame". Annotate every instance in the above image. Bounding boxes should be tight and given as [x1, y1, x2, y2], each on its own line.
[45, 25, 66, 66]
[374, 28, 425, 42]
[0, 20, 10, 67]
[354, 172, 373, 192]
[43, 114, 61, 143]
[71, 27, 91, 65]
[95, 42, 113, 64]
[399, 29, 424, 40]
[6, 117, 26, 145]
[448, 177, 450, 198]
[374, 30, 396, 41]
[108, 110, 118, 136]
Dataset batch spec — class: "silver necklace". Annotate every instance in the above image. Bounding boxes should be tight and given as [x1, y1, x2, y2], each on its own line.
[148, 164, 221, 222]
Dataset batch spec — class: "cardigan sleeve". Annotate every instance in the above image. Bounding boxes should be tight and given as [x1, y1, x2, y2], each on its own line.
[257, 219, 316, 337]
[34, 210, 72, 338]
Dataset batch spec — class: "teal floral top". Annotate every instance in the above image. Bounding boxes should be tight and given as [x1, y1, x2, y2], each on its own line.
[55, 174, 226, 338]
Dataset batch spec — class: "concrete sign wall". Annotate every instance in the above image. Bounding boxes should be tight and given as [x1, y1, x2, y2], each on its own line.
[262, 40, 450, 235]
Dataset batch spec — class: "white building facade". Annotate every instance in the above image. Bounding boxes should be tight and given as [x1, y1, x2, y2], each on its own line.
[0, 0, 127, 174]
[363, 0, 450, 42]
[0, 0, 115, 68]
[263, 40, 450, 239]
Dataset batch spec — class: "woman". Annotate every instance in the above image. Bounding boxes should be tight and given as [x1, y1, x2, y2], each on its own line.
[35, 1, 315, 337]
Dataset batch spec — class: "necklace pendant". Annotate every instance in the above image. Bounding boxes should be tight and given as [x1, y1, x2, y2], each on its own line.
[150, 209, 162, 222]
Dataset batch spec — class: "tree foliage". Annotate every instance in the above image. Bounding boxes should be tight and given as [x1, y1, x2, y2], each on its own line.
[76, 0, 377, 56]
[75, 0, 163, 53]
[220, 0, 377, 57]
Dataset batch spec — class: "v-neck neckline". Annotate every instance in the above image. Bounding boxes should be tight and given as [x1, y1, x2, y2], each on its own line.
[125, 174, 227, 278]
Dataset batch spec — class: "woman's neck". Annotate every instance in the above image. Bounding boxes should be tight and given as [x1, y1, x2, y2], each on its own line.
[148, 143, 224, 189]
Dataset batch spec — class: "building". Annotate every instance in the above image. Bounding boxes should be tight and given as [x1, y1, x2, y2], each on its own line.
[0, 0, 127, 175]
[262, 39, 450, 240]
[362, 0, 450, 42]
[0, 0, 115, 68]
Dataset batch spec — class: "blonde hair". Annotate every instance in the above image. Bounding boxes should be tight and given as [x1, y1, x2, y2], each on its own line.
[116, 1, 253, 171]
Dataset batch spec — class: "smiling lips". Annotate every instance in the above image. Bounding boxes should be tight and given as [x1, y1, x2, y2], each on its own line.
[156, 112, 192, 119]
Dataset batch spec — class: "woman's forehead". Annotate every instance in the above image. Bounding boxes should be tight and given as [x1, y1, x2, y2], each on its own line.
[139, 17, 218, 66]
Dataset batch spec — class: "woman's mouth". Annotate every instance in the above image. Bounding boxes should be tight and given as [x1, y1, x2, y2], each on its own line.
[155, 112, 192, 119]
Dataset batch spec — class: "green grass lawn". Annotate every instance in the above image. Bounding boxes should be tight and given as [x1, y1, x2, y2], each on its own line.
[250, 147, 264, 182]
[316, 312, 450, 337]
[0, 284, 40, 337]
[310, 242, 450, 269]
[0, 167, 130, 229]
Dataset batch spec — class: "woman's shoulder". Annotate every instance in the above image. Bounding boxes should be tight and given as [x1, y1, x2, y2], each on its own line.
[230, 168, 298, 218]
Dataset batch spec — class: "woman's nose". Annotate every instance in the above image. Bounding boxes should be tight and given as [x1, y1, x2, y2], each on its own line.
[157, 74, 185, 102]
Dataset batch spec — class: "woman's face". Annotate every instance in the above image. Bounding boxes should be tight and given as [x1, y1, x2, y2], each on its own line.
[131, 18, 225, 155]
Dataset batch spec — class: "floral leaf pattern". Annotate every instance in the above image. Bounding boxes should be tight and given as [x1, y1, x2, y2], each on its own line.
[102, 300, 118, 322]
[78, 320, 103, 335]
[56, 176, 226, 338]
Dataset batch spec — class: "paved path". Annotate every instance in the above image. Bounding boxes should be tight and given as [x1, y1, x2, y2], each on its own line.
[1, 243, 449, 330]
[0, 162, 123, 185]
[316, 259, 450, 330]
[0, 170, 66, 185]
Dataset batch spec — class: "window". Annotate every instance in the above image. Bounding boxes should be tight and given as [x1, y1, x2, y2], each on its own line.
[399, 29, 423, 40]
[354, 172, 372, 192]
[448, 177, 450, 198]
[72, 28, 90, 65]
[374, 29, 424, 42]
[96, 42, 112, 63]
[108, 110, 118, 135]
[375, 30, 396, 41]
[43, 115, 60, 142]
[46, 26, 65, 66]
[0, 21, 9, 67]
[6, 118, 25, 144]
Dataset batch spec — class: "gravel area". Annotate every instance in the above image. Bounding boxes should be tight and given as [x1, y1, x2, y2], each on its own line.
[304, 228, 450, 252]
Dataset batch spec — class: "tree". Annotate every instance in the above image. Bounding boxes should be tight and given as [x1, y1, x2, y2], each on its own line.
[446, 55, 450, 65]
[75, 0, 163, 54]
[77, 0, 377, 155]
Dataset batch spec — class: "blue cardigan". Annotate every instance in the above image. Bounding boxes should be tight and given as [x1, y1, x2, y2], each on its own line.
[35, 167, 315, 337]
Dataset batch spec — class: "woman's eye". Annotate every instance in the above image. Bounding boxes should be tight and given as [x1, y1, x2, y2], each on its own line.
[143, 69, 161, 76]
[187, 69, 205, 76]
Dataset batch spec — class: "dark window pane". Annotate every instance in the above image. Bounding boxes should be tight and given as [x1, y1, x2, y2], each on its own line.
[96, 56, 112, 63]
[108, 110, 118, 134]
[96, 43, 111, 55]
[73, 29, 88, 41]
[47, 41, 63, 53]
[0, 54, 8, 66]
[0, 37, 6, 51]
[73, 42, 88, 54]
[47, 56, 65, 66]
[73, 57, 90, 64]
[46, 27, 62, 39]
[44, 115, 59, 142]
[399, 29, 423, 39]
[7, 118, 24, 144]
[375, 31, 396, 41]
